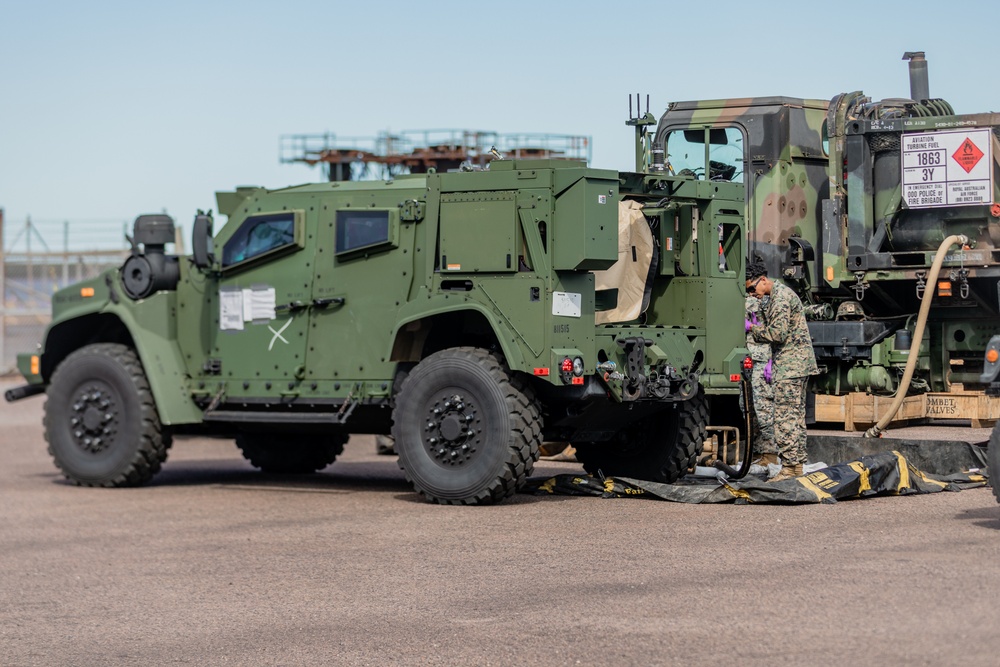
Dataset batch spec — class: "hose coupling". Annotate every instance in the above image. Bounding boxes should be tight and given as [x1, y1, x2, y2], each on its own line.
[863, 424, 883, 439]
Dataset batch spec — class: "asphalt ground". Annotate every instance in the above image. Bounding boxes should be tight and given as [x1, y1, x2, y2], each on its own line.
[2, 385, 999, 666]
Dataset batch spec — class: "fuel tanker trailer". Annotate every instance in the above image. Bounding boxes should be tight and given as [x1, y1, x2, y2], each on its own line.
[650, 51, 1000, 424]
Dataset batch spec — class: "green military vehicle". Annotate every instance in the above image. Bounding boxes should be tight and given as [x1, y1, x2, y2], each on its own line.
[652, 52, 999, 417]
[5, 133, 748, 504]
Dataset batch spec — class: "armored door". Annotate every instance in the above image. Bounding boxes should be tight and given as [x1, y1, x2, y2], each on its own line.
[304, 205, 412, 385]
[208, 209, 315, 387]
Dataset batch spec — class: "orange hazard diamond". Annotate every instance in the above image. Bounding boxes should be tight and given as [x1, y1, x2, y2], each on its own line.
[952, 137, 984, 173]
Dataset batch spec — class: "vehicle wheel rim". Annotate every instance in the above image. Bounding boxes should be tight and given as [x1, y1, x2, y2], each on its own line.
[68, 381, 119, 454]
[423, 393, 480, 467]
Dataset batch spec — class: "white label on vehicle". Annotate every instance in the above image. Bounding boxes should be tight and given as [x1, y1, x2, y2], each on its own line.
[901, 129, 994, 208]
[243, 286, 276, 322]
[552, 291, 582, 318]
[219, 289, 244, 331]
[220, 286, 276, 330]
[241, 289, 254, 322]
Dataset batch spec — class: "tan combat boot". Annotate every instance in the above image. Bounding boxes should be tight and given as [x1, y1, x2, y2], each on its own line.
[767, 463, 803, 482]
[754, 453, 779, 467]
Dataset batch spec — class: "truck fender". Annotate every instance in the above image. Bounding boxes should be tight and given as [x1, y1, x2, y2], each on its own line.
[103, 301, 201, 425]
[389, 300, 526, 371]
[41, 300, 201, 426]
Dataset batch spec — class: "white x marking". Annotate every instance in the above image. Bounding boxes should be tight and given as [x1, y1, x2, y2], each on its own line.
[267, 318, 292, 351]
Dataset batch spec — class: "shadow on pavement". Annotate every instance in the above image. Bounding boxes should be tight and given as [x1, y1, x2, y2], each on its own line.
[957, 504, 1000, 530]
[42, 458, 416, 495]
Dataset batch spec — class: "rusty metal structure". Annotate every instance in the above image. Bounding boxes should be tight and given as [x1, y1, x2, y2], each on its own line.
[279, 129, 591, 181]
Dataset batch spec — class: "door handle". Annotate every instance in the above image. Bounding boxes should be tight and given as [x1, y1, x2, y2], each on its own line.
[275, 300, 307, 313]
[312, 297, 345, 308]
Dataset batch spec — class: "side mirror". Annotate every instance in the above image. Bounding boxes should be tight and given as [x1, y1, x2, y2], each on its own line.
[192, 214, 215, 270]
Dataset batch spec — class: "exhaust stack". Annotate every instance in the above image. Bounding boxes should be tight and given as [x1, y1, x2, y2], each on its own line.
[902, 51, 929, 101]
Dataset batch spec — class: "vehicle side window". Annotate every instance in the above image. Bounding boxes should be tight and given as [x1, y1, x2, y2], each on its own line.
[222, 214, 297, 268]
[335, 210, 393, 256]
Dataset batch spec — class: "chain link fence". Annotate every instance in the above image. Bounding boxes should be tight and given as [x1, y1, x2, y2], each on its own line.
[1, 212, 130, 374]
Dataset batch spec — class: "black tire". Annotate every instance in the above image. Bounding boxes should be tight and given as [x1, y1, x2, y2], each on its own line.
[43, 343, 170, 487]
[236, 433, 347, 474]
[392, 347, 542, 505]
[989, 421, 1000, 504]
[574, 390, 708, 483]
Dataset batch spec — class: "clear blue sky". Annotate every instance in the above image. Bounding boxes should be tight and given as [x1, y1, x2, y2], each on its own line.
[1, 0, 997, 243]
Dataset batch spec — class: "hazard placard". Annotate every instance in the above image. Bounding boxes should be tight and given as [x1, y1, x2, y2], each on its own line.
[901, 129, 994, 208]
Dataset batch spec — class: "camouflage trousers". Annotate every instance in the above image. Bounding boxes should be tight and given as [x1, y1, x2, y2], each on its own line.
[773, 377, 808, 465]
[750, 365, 776, 456]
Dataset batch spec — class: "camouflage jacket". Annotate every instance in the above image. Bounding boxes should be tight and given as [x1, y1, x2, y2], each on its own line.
[749, 282, 818, 380]
[745, 295, 771, 363]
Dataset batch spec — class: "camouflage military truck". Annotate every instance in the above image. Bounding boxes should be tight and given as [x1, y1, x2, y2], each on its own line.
[651, 52, 1000, 404]
[5, 143, 748, 504]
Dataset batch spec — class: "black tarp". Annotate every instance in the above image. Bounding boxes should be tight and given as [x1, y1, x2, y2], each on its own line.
[525, 450, 988, 504]
[806, 436, 987, 476]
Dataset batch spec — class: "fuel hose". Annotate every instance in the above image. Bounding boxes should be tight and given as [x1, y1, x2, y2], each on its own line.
[713, 366, 754, 479]
[863, 234, 969, 438]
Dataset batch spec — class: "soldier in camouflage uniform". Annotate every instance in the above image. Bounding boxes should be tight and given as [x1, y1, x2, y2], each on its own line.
[745, 262, 819, 481]
[745, 295, 776, 468]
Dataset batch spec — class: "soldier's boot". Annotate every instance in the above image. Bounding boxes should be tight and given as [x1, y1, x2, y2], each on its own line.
[543, 444, 578, 463]
[753, 453, 779, 468]
[767, 463, 803, 483]
[375, 435, 396, 456]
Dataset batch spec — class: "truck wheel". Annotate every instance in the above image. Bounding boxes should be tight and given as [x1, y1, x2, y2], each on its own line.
[575, 390, 708, 483]
[43, 343, 170, 487]
[392, 347, 541, 505]
[989, 421, 1000, 504]
[236, 433, 347, 474]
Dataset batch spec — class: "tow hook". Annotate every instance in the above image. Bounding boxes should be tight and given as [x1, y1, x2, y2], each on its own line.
[617, 337, 653, 400]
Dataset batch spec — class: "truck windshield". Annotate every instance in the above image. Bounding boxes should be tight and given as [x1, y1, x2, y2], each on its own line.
[665, 127, 744, 183]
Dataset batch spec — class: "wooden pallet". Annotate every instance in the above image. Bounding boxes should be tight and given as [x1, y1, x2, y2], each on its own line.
[814, 389, 1000, 431]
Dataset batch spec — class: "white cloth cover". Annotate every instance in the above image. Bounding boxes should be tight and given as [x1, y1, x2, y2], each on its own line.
[593, 200, 654, 324]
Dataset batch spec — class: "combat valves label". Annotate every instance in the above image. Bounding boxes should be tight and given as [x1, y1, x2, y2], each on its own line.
[901, 129, 994, 208]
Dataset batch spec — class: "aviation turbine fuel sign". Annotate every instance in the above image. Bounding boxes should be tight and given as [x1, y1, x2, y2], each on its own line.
[902, 129, 994, 208]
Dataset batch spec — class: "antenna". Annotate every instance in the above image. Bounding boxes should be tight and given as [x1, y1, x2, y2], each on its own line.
[625, 93, 658, 172]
